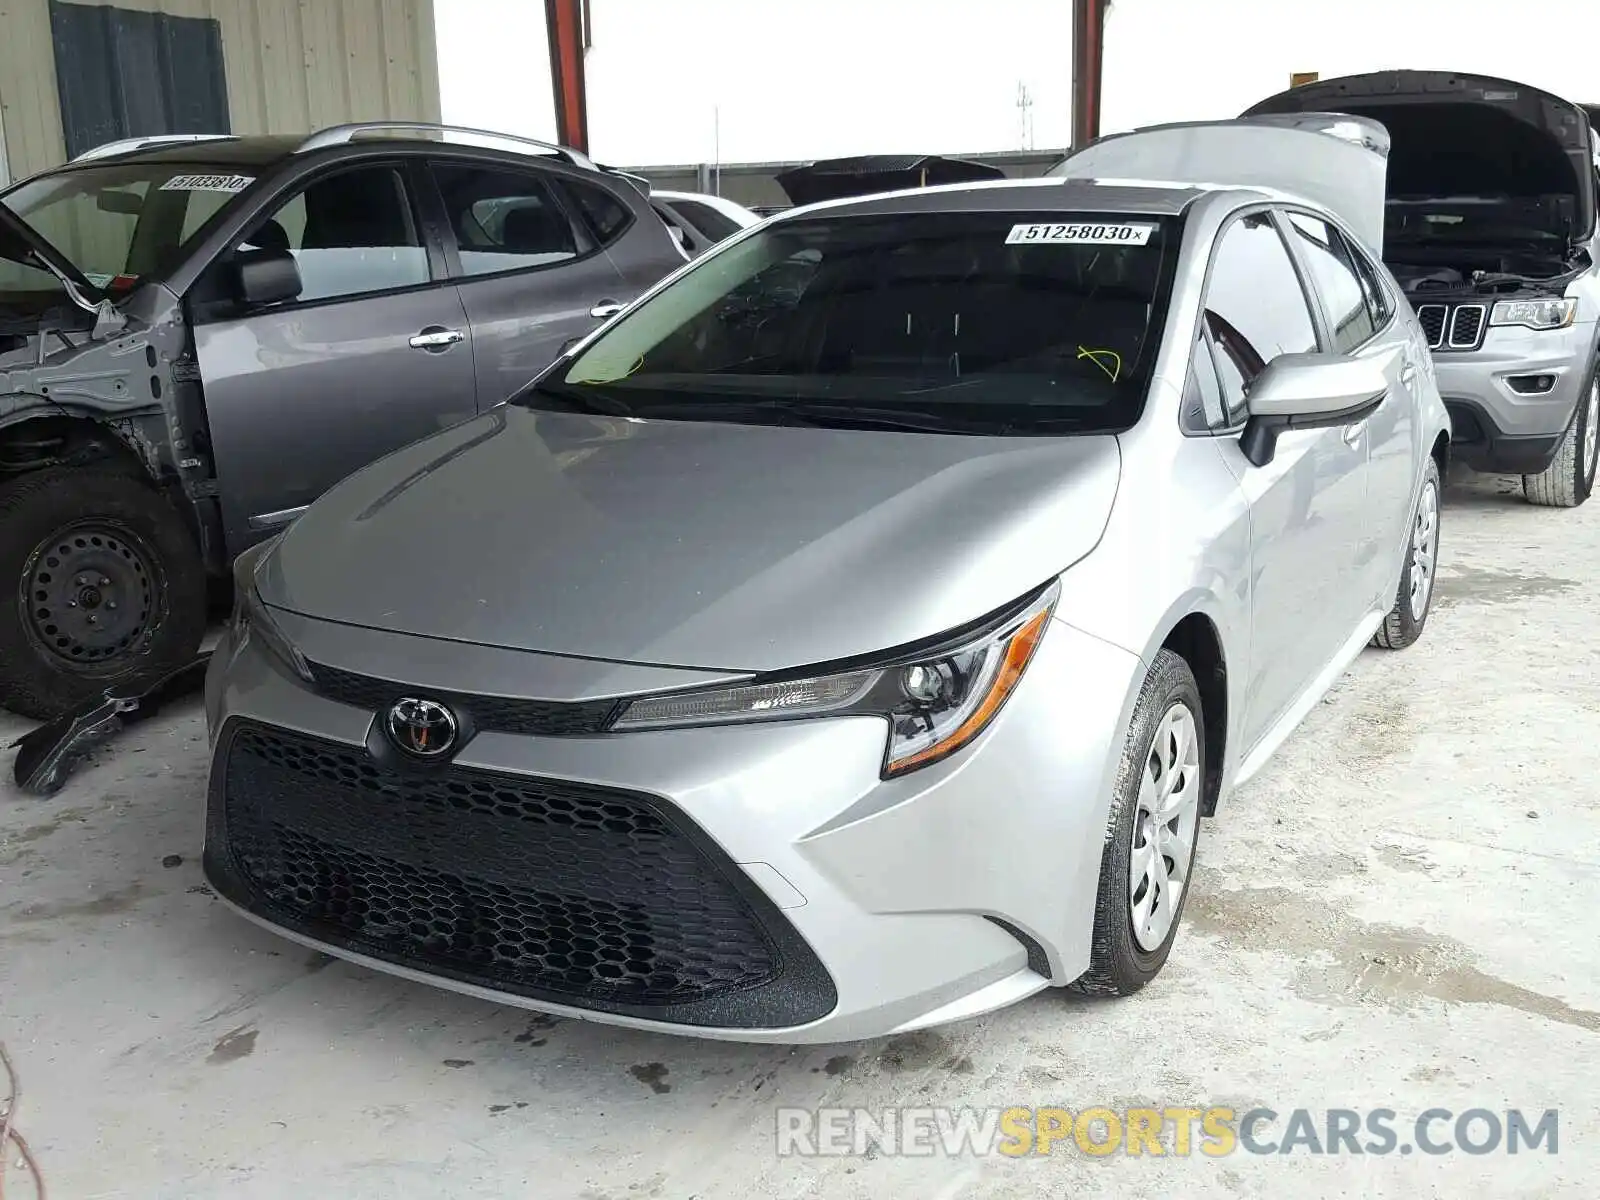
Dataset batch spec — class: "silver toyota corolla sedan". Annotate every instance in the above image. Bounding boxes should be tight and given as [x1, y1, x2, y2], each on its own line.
[203, 118, 1451, 1043]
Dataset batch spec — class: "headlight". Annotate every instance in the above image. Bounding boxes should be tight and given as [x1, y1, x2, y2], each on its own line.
[1489, 298, 1577, 331]
[612, 584, 1058, 777]
[229, 538, 312, 682]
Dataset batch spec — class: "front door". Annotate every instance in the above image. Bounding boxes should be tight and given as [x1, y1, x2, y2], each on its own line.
[426, 159, 634, 406]
[1280, 210, 1420, 608]
[1201, 211, 1372, 752]
[193, 162, 478, 549]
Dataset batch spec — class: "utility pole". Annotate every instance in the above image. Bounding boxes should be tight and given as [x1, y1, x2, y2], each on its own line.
[1071, 0, 1110, 150]
[1016, 82, 1035, 150]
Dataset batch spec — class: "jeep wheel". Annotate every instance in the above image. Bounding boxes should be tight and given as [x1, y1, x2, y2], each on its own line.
[0, 467, 207, 721]
[1522, 365, 1599, 508]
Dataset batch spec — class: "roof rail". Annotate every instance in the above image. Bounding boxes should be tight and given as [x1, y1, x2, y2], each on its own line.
[295, 122, 598, 169]
[71, 133, 236, 163]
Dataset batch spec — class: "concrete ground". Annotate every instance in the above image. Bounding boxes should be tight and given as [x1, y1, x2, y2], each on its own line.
[1, 469, 1596, 1199]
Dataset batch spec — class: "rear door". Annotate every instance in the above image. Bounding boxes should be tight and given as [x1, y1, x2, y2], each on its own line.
[1200, 211, 1372, 753]
[1279, 208, 1420, 606]
[193, 160, 477, 548]
[425, 158, 634, 406]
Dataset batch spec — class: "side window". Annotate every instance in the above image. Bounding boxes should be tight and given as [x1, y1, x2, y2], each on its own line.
[1343, 235, 1394, 329]
[244, 166, 429, 304]
[560, 178, 634, 247]
[1181, 335, 1228, 433]
[431, 163, 582, 277]
[1203, 212, 1319, 422]
[1285, 212, 1376, 353]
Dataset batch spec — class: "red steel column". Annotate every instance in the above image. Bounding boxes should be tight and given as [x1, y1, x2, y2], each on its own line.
[1071, 0, 1108, 149]
[545, 0, 589, 153]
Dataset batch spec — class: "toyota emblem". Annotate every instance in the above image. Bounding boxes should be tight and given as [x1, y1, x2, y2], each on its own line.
[386, 696, 459, 759]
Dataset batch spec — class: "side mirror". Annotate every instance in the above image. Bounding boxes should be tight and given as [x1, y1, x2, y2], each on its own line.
[231, 247, 302, 308]
[1239, 352, 1388, 467]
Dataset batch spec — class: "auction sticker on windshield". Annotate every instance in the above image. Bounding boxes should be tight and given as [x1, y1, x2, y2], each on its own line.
[1005, 222, 1156, 246]
[160, 173, 254, 193]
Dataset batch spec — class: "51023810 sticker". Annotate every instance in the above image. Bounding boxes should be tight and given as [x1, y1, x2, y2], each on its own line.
[1005, 222, 1156, 246]
[159, 173, 255, 194]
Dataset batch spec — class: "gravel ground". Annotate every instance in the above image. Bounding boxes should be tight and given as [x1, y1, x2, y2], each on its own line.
[1, 468, 1596, 1199]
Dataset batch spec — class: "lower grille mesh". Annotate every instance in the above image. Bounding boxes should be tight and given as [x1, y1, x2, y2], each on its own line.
[210, 723, 836, 1025]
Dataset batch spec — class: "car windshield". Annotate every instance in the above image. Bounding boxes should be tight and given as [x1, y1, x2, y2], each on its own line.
[0, 161, 254, 296]
[527, 210, 1177, 435]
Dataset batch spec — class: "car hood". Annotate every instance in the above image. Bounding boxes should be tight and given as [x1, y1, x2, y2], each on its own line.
[1244, 70, 1598, 244]
[1051, 116, 1391, 254]
[259, 406, 1122, 673]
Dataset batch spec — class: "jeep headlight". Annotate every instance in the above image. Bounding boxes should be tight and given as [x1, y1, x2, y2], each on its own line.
[1489, 298, 1577, 331]
[229, 537, 311, 682]
[612, 584, 1057, 777]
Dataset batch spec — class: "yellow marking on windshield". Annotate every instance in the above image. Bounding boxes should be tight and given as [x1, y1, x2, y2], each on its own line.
[1076, 346, 1123, 383]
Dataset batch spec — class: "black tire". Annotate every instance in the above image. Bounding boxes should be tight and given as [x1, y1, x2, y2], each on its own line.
[1522, 361, 1599, 508]
[1372, 456, 1441, 651]
[0, 466, 206, 720]
[1073, 649, 1205, 997]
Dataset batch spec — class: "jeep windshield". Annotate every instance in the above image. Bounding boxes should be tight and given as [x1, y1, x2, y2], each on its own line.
[527, 210, 1177, 435]
[0, 161, 255, 301]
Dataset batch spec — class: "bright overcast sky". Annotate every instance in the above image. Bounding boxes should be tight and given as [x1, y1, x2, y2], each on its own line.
[437, 0, 1600, 166]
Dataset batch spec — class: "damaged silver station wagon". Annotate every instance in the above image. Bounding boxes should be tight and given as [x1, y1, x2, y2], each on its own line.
[0, 123, 686, 719]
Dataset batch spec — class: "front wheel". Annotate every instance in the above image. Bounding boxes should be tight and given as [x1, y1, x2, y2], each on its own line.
[0, 467, 207, 720]
[1073, 649, 1205, 997]
[1522, 366, 1599, 508]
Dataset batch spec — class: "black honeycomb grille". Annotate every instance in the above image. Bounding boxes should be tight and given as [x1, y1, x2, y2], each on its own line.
[306, 661, 621, 736]
[1416, 304, 1447, 348]
[210, 724, 836, 1025]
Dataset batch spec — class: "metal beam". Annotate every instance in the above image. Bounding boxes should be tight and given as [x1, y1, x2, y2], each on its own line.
[545, 0, 589, 153]
[1071, 0, 1109, 149]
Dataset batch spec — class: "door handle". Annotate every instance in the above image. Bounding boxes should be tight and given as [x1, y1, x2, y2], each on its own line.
[409, 327, 464, 351]
[1400, 361, 1418, 387]
[589, 300, 626, 320]
[1343, 419, 1367, 447]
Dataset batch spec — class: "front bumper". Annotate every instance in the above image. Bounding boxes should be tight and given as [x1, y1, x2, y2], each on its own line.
[1432, 318, 1596, 474]
[201, 607, 1143, 1043]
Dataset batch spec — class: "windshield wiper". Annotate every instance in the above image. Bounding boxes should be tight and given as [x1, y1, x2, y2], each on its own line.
[521, 380, 637, 417]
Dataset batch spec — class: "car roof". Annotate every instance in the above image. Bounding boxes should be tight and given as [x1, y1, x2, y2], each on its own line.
[62, 134, 304, 169]
[769, 176, 1217, 221]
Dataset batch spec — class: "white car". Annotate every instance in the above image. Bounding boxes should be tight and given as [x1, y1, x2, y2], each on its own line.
[650, 190, 760, 256]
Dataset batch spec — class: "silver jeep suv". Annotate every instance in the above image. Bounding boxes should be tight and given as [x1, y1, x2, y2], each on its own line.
[1246, 71, 1600, 507]
[0, 123, 688, 719]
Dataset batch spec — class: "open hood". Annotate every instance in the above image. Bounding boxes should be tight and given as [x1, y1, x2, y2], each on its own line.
[0, 202, 99, 297]
[1049, 116, 1390, 254]
[1244, 71, 1597, 244]
[775, 155, 1005, 206]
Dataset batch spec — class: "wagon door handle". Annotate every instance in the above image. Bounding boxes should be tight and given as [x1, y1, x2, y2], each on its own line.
[409, 326, 465, 351]
[589, 299, 626, 319]
[1400, 361, 1418, 387]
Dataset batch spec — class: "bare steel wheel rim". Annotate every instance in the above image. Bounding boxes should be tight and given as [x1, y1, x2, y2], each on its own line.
[1584, 377, 1599, 486]
[1130, 702, 1201, 952]
[20, 520, 160, 672]
[1408, 476, 1439, 623]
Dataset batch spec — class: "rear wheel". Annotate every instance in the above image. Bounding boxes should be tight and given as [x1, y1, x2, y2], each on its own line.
[1073, 649, 1204, 997]
[1372, 456, 1441, 650]
[0, 467, 207, 720]
[1522, 365, 1599, 508]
